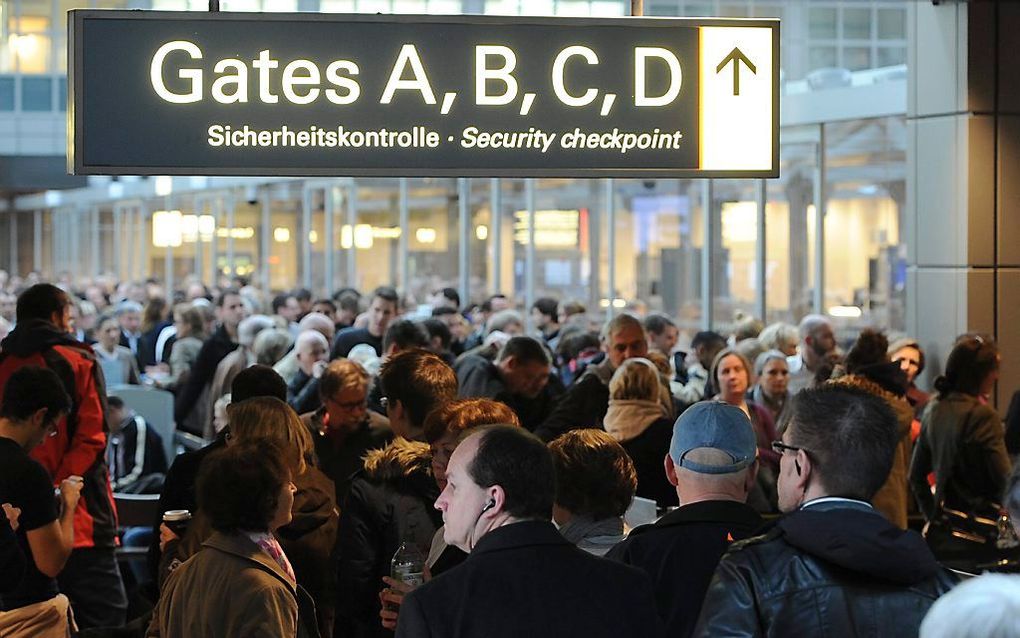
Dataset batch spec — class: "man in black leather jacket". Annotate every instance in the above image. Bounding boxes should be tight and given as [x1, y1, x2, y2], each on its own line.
[695, 385, 957, 637]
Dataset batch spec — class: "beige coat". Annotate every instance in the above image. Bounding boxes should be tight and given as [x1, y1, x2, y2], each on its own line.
[148, 532, 298, 638]
[828, 374, 914, 529]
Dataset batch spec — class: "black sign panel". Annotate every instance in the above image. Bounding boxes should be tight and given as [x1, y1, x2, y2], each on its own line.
[68, 11, 779, 177]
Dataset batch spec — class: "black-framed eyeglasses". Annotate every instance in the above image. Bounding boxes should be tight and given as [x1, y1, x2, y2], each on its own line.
[771, 440, 803, 455]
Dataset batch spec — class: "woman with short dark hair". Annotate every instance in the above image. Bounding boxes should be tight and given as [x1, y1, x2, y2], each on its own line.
[148, 440, 301, 638]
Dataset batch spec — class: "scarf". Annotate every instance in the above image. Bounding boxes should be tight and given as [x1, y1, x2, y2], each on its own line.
[604, 399, 667, 443]
[558, 515, 625, 547]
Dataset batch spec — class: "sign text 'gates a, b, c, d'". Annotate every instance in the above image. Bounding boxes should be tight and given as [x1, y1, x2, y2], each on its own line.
[68, 11, 778, 178]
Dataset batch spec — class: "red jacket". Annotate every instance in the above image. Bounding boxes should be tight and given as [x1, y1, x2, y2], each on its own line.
[0, 320, 118, 548]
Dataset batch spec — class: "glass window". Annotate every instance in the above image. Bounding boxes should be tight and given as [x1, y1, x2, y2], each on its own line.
[843, 46, 871, 72]
[21, 76, 52, 111]
[320, 0, 356, 10]
[766, 125, 820, 325]
[13, 0, 51, 31]
[823, 117, 907, 333]
[405, 178, 462, 303]
[590, 1, 623, 16]
[877, 46, 906, 68]
[11, 33, 51, 73]
[683, 3, 712, 17]
[58, 78, 66, 111]
[555, 0, 590, 15]
[0, 77, 15, 110]
[718, 3, 749, 18]
[808, 46, 837, 71]
[351, 178, 401, 294]
[484, 0, 519, 14]
[647, 0, 676, 17]
[357, 0, 390, 12]
[752, 4, 782, 19]
[877, 8, 906, 40]
[808, 7, 837, 40]
[519, 0, 553, 14]
[714, 180, 759, 332]
[842, 7, 872, 40]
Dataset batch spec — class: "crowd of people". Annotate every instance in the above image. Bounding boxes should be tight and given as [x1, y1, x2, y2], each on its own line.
[0, 268, 1019, 637]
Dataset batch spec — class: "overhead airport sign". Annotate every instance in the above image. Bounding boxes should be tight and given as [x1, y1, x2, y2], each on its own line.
[68, 11, 778, 178]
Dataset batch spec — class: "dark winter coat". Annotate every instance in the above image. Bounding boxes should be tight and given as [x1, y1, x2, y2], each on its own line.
[334, 439, 441, 638]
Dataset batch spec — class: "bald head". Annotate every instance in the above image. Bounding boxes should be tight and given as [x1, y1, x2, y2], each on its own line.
[295, 330, 329, 376]
[299, 311, 336, 342]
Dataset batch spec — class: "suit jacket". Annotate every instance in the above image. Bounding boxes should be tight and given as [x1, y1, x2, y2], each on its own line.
[396, 520, 663, 638]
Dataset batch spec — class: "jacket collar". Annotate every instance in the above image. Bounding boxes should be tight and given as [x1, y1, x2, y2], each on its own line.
[470, 520, 569, 557]
[202, 531, 297, 592]
[637, 499, 762, 535]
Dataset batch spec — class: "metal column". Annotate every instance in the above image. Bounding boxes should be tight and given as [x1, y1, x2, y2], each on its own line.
[209, 196, 220, 285]
[398, 178, 409, 293]
[701, 180, 714, 330]
[346, 182, 357, 287]
[302, 188, 313, 289]
[489, 178, 502, 296]
[91, 206, 101, 277]
[261, 189, 271, 288]
[324, 185, 337, 296]
[755, 179, 767, 322]
[226, 194, 236, 274]
[458, 178, 470, 306]
[138, 205, 149, 279]
[33, 210, 42, 274]
[163, 199, 174, 293]
[812, 125, 826, 315]
[113, 206, 123, 279]
[605, 179, 616, 318]
[9, 211, 17, 275]
[525, 179, 536, 329]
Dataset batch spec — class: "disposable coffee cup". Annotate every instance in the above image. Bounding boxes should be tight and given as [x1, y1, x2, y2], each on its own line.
[163, 510, 192, 537]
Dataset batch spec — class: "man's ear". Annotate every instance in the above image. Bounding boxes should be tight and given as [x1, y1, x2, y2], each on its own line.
[795, 449, 813, 491]
[664, 454, 679, 487]
[488, 485, 507, 516]
[30, 407, 49, 430]
[744, 459, 759, 494]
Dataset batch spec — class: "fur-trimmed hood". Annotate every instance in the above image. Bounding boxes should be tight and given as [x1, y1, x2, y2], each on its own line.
[362, 437, 433, 482]
[828, 373, 913, 436]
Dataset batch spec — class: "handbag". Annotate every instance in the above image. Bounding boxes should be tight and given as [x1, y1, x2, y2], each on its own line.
[923, 404, 1018, 569]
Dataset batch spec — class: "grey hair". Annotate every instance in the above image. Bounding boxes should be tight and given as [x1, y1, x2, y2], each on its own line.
[759, 322, 798, 353]
[237, 315, 276, 348]
[486, 309, 523, 335]
[920, 574, 1020, 638]
[754, 350, 789, 377]
[798, 314, 832, 340]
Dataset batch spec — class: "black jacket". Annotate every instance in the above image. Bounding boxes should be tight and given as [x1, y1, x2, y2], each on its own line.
[278, 467, 340, 638]
[174, 325, 238, 428]
[335, 439, 441, 638]
[694, 500, 957, 638]
[534, 359, 613, 442]
[302, 408, 393, 507]
[619, 417, 678, 507]
[909, 392, 1010, 520]
[288, 370, 322, 416]
[606, 500, 762, 638]
[107, 414, 168, 493]
[454, 355, 564, 432]
[396, 520, 663, 638]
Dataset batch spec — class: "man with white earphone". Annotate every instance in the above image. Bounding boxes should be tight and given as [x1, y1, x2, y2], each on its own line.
[394, 425, 664, 638]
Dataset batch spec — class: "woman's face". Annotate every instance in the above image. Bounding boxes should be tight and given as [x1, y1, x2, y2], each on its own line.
[430, 431, 459, 493]
[173, 313, 188, 338]
[268, 477, 297, 532]
[892, 346, 922, 385]
[98, 320, 120, 349]
[760, 358, 789, 397]
[717, 354, 749, 403]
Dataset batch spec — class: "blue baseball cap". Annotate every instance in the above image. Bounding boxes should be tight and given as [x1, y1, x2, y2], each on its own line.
[669, 402, 757, 474]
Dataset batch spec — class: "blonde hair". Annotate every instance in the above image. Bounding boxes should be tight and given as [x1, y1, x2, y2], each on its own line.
[227, 397, 311, 473]
[609, 358, 661, 402]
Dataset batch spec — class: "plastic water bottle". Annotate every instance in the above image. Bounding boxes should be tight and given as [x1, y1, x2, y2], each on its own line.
[391, 540, 426, 589]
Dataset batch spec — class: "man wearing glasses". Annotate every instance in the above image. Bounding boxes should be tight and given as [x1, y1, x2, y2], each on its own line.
[302, 358, 392, 505]
[694, 386, 956, 637]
